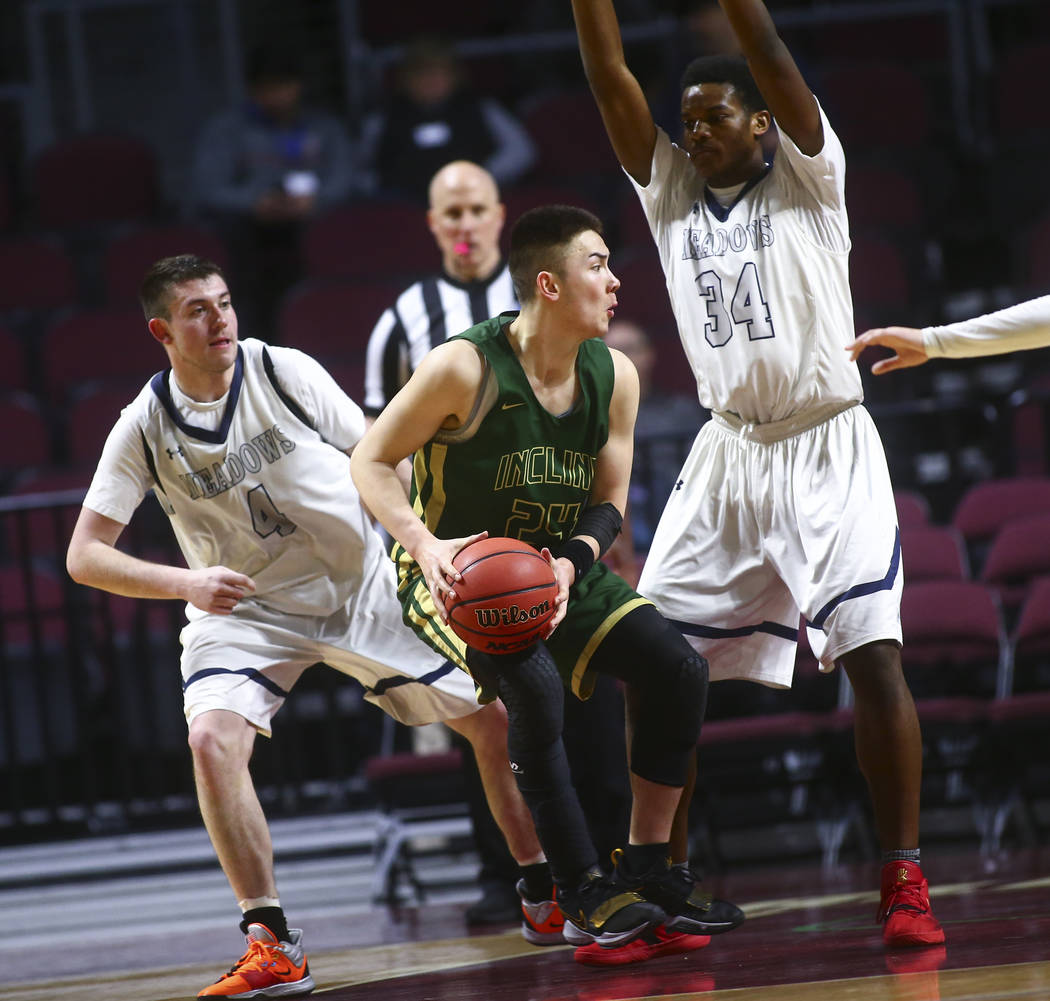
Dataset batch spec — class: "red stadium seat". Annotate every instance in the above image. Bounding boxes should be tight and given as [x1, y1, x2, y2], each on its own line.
[900, 580, 1006, 698]
[522, 90, 620, 186]
[894, 489, 931, 528]
[103, 223, 229, 306]
[65, 383, 140, 468]
[1011, 576, 1050, 695]
[992, 42, 1050, 146]
[0, 323, 26, 392]
[816, 63, 931, 153]
[277, 279, 404, 365]
[302, 201, 434, 282]
[32, 133, 159, 230]
[901, 525, 969, 582]
[40, 308, 159, 401]
[980, 514, 1050, 611]
[0, 236, 77, 312]
[849, 234, 911, 314]
[0, 562, 68, 648]
[0, 393, 54, 474]
[951, 477, 1050, 544]
[846, 164, 924, 237]
[5, 467, 91, 564]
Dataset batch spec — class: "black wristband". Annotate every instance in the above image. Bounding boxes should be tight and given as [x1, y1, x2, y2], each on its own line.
[555, 538, 595, 583]
[573, 502, 623, 558]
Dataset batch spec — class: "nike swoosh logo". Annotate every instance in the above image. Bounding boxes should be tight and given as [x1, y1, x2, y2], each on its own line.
[501, 402, 525, 410]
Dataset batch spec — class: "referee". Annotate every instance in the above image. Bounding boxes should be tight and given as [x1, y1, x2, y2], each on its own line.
[363, 161, 517, 428]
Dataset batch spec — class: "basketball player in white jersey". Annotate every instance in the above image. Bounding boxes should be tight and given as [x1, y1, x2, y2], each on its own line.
[849, 295, 1050, 372]
[572, 0, 943, 947]
[65, 255, 550, 999]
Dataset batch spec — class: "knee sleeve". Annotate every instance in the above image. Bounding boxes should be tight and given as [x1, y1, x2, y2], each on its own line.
[591, 606, 709, 787]
[468, 643, 565, 752]
[629, 648, 707, 786]
[469, 644, 596, 882]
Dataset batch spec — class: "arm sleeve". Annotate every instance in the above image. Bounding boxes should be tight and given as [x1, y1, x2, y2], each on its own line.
[923, 296, 1050, 359]
[267, 346, 366, 450]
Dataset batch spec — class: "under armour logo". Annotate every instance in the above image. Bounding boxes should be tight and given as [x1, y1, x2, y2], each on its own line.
[166, 445, 184, 459]
[509, 760, 522, 773]
[675, 479, 684, 491]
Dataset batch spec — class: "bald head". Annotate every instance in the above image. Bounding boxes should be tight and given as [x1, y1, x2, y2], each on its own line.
[427, 160, 505, 283]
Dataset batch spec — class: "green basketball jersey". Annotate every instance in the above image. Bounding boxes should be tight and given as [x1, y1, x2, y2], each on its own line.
[394, 311, 650, 701]
[395, 311, 613, 583]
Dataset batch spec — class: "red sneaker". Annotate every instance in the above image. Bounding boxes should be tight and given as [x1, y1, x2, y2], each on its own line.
[198, 923, 314, 998]
[573, 924, 711, 966]
[878, 861, 945, 947]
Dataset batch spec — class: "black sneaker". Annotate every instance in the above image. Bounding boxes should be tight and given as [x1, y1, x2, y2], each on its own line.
[465, 881, 522, 925]
[558, 866, 666, 948]
[612, 849, 745, 935]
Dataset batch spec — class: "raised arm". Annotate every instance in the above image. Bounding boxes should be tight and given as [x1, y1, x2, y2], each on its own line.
[349, 340, 488, 615]
[67, 507, 256, 614]
[571, 0, 658, 185]
[718, 0, 822, 155]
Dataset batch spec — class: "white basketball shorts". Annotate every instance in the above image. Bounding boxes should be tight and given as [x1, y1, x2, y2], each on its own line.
[638, 402, 902, 688]
[180, 551, 479, 734]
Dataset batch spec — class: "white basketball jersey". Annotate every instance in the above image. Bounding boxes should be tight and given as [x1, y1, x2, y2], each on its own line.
[630, 103, 863, 425]
[84, 338, 377, 618]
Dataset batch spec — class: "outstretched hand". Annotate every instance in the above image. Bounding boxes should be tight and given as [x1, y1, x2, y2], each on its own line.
[420, 531, 489, 623]
[847, 326, 929, 374]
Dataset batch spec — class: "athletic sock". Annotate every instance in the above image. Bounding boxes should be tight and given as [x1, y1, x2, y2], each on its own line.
[240, 906, 290, 942]
[883, 848, 921, 865]
[622, 841, 671, 873]
[519, 861, 554, 902]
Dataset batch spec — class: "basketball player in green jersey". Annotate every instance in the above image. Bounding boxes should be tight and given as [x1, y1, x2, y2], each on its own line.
[352, 205, 744, 963]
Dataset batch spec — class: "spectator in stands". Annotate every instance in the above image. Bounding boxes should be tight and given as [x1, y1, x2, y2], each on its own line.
[359, 36, 536, 203]
[189, 44, 358, 340]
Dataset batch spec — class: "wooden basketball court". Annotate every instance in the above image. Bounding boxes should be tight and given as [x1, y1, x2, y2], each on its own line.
[5, 847, 1047, 1001]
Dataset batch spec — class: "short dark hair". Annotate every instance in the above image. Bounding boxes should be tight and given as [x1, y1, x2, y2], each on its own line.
[245, 44, 305, 86]
[139, 254, 226, 320]
[680, 54, 765, 113]
[509, 205, 605, 304]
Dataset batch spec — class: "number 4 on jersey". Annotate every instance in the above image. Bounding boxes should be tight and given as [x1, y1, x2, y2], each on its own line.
[696, 261, 775, 347]
[248, 484, 297, 538]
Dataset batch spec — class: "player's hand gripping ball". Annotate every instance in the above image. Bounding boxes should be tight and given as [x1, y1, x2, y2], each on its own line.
[443, 537, 558, 653]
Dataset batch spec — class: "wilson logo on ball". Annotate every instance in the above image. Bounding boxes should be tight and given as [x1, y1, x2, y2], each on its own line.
[474, 599, 552, 629]
[444, 537, 558, 653]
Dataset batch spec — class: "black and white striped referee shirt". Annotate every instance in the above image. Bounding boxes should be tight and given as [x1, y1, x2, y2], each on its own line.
[362, 263, 517, 417]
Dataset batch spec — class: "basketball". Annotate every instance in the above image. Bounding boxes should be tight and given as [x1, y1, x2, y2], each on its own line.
[443, 537, 558, 654]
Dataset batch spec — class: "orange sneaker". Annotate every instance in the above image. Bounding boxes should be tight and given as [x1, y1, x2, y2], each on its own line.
[198, 923, 315, 998]
[517, 878, 566, 945]
[878, 861, 945, 947]
[574, 924, 711, 966]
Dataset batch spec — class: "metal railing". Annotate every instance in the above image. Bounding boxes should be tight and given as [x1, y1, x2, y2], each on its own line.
[0, 488, 380, 845]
